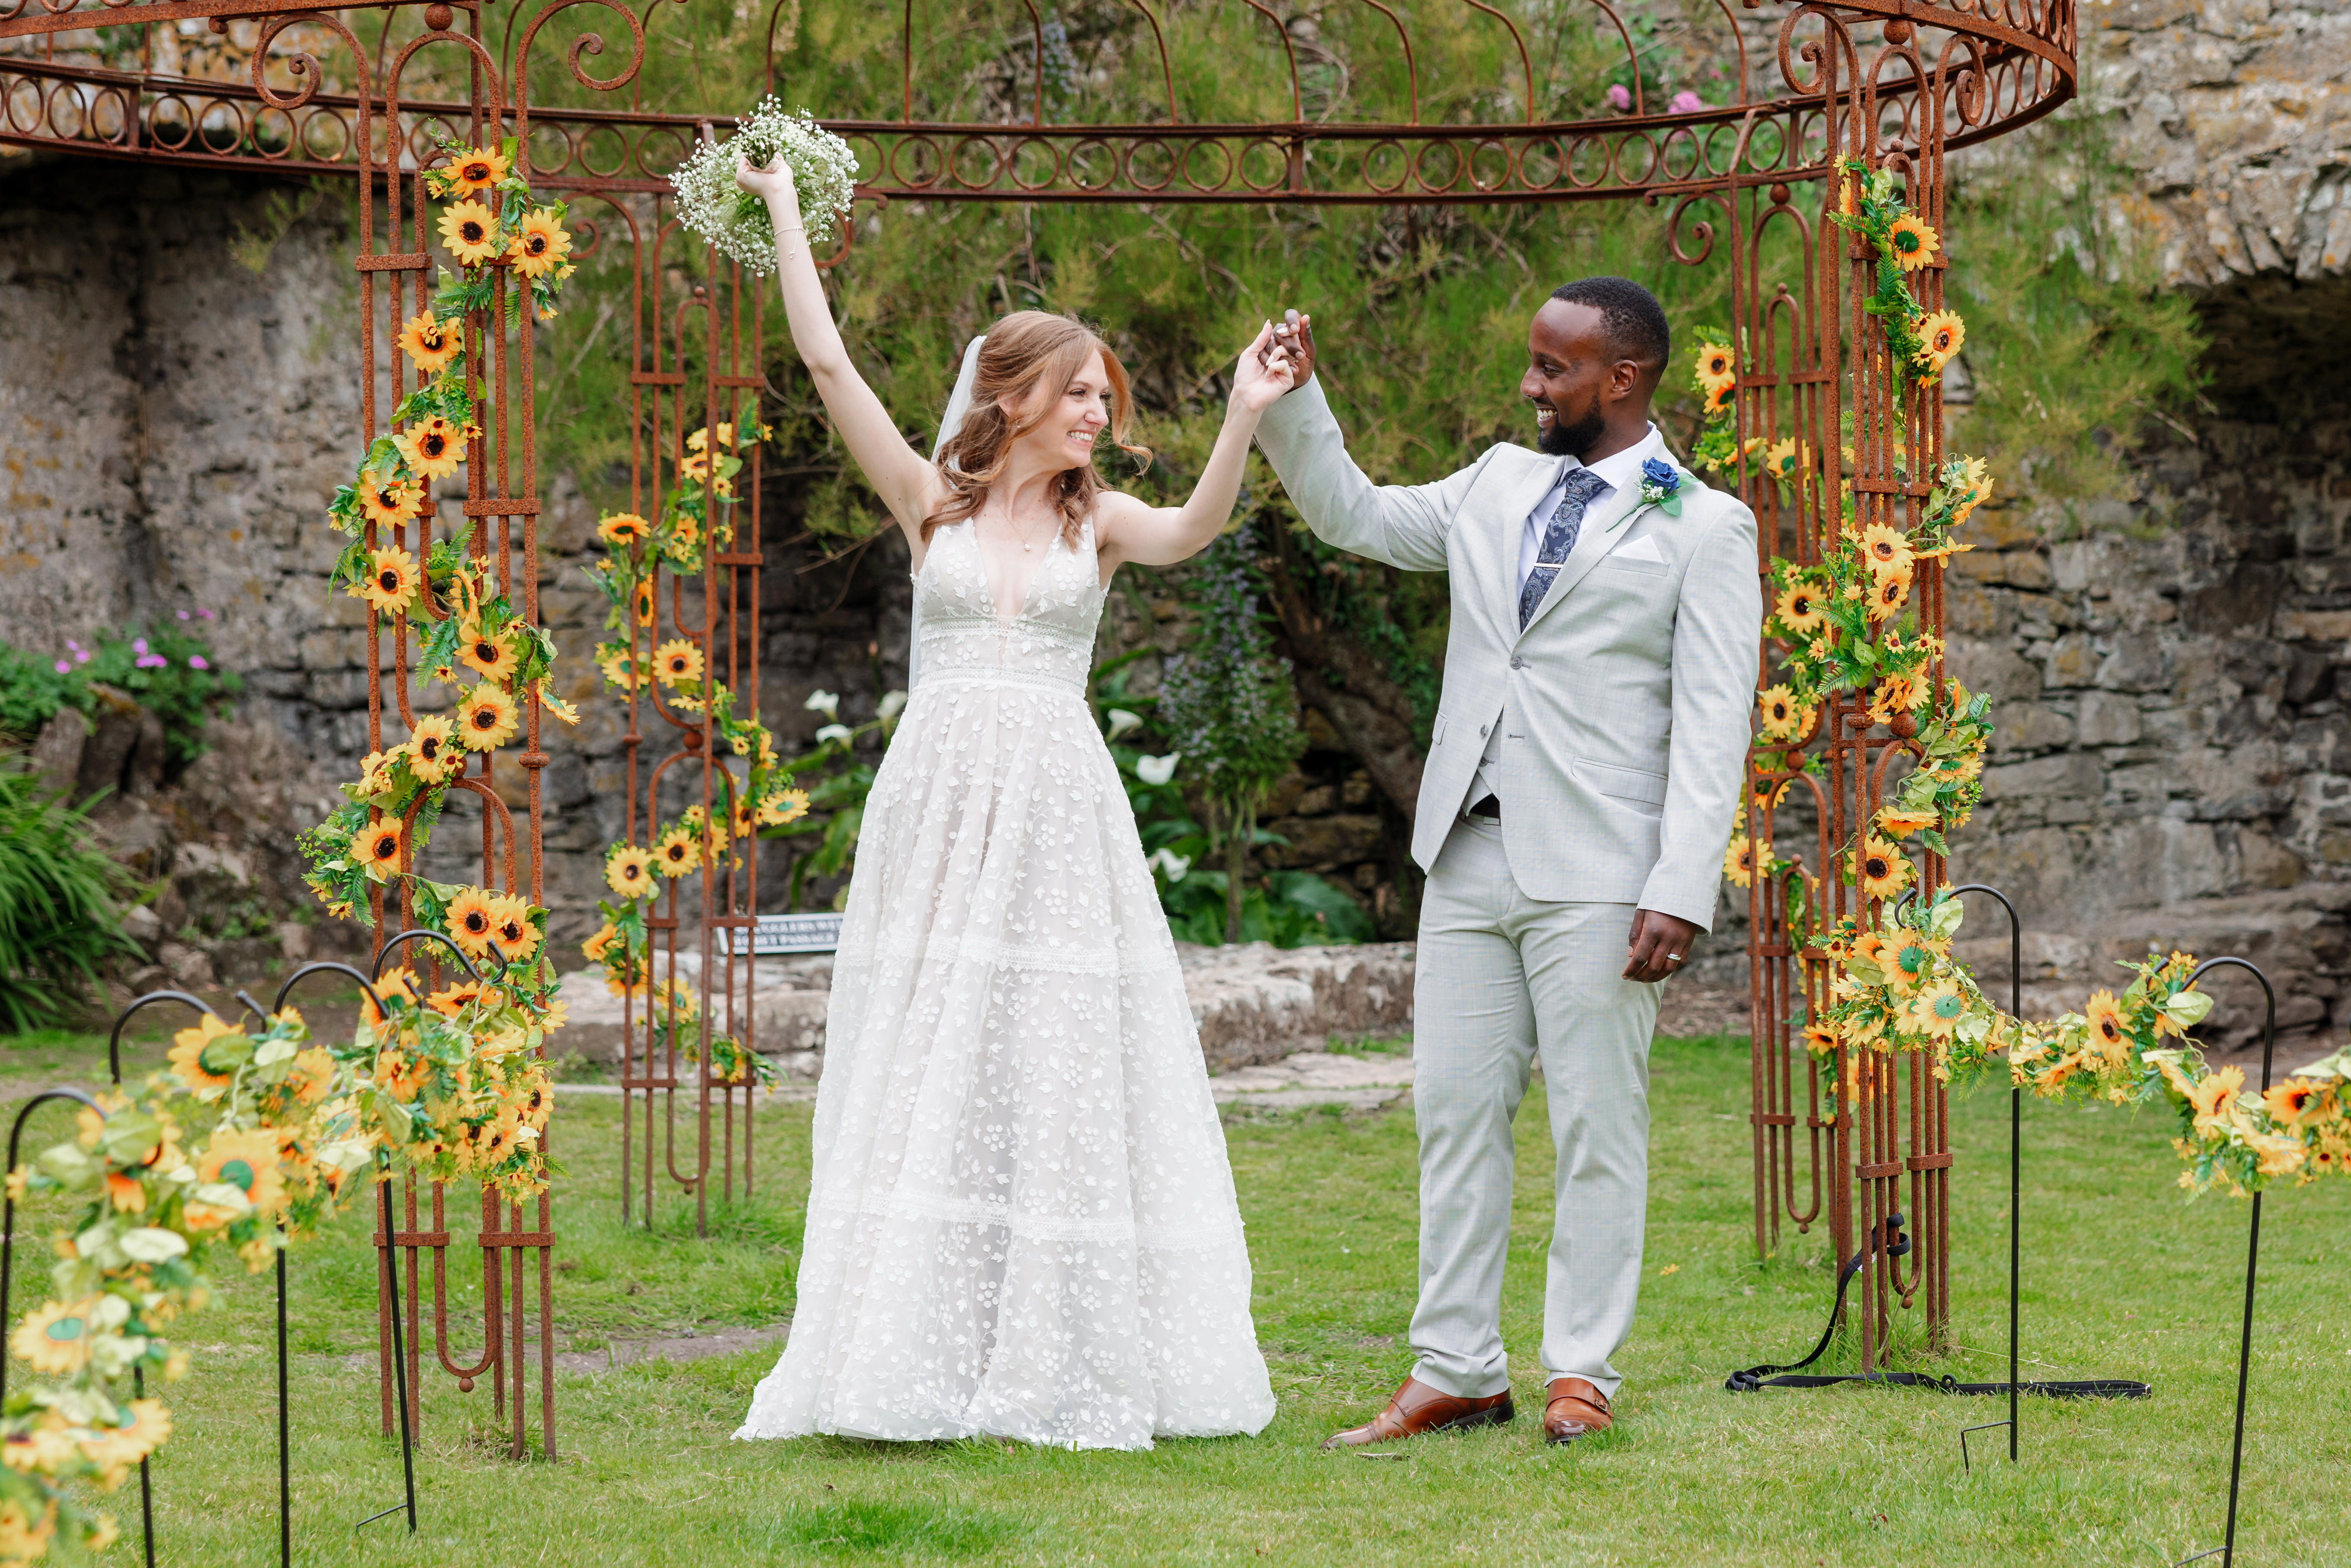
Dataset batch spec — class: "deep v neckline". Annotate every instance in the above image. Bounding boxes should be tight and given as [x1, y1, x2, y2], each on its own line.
[965, 518, 1059, 627]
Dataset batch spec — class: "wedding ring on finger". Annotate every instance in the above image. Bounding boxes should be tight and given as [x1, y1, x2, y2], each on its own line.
[1666, 953, 1682, 963]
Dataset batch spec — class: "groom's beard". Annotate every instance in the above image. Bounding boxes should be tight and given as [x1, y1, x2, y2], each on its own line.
[1534, 398, 1607, 458]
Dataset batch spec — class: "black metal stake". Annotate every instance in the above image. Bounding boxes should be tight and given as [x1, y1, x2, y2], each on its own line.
[357, 1155, 422, 1535]
[1939, 884, 2023, 1468]
[2173, 956, 2276, 1568]
[278, 1239, 291, 1568]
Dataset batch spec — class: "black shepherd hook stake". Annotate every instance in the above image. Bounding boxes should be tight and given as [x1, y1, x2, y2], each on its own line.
[1923, 884, 2025, 1473]
[268, 962, 415, 1561]
[2171, 956, 2276, 1568]
[95, 990, 227, 1568]
[370, 929, 499, 987]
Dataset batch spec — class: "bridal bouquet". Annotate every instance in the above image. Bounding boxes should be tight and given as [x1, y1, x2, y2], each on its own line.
[670, 98, 857, 275]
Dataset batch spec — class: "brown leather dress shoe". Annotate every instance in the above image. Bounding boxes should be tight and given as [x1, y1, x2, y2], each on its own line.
[1321, 1375, 1514, 1450]
[1543, 1377, 1613, 1445]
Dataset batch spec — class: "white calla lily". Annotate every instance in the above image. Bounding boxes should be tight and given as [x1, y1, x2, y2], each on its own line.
[815, 723, 854, 744]
[804, 688, 841, 721]
[1145, 848, 1191, 882]
[878, 689, 909, 722]
[1104, 708, 1143, 741]
[1135, 753, 1180, 786]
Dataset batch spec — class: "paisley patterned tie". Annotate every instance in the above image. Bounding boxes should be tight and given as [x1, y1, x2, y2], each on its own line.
[1517, 467, 1611, 630]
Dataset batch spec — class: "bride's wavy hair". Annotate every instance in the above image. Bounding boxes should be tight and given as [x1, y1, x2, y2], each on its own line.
[924, 311, 1150, 551]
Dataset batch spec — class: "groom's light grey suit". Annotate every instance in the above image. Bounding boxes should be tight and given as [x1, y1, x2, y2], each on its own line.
[1256, 376, 1759, 1400]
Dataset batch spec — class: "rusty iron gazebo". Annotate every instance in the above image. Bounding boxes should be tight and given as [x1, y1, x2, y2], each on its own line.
[3, 0, 2076, 1450]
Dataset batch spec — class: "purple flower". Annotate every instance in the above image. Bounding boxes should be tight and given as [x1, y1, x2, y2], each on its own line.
[1669, 89, 1706, 113]
[74, 650, 89, 664]
[132, 638, 148, 654]
[65, 640, 78, 651]
[177, 610, 191, 621]
[55, 660, 71, 675]
[198, 608, 216, 620]
[1606, 84, 1631, 111]
[188, 656, 209, 671]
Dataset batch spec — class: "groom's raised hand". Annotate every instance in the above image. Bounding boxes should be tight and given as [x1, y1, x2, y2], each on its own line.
[1262, 309, 1316, 389]
[1624, 908, 1699, 984]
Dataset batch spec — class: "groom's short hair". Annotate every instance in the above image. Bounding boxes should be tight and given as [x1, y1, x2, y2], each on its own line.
[1550, 276, 1670, 377]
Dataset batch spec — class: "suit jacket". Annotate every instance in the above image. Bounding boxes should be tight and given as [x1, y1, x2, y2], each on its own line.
[1255, 377, 1761, 930]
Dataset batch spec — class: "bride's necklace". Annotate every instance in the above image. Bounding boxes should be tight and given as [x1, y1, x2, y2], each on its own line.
[985, 497, 1051, 554]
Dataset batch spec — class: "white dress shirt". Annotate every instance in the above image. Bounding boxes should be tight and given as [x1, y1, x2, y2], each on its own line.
[1470, 424, 1670, 814]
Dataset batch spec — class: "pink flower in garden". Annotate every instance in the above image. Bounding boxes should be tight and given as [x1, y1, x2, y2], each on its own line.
[55, 660, 70, 674]
[188, 656, 208, 671]
[178, 610, 191, 620]
[198, 608, 215, 620]
[133, 638, 147, 654]
[1606, 84, 1632, 111]
[1669, 90, 1705, 113]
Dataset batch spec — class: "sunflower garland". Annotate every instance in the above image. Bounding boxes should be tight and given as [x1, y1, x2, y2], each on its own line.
[1826, 160, 1965, 389]
[0, 994, 551, 1565]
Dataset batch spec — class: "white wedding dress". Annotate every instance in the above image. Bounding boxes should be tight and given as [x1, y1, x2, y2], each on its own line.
[735, 516, 1277, 1450]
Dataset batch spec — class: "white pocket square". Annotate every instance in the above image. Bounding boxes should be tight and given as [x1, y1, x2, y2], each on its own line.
[1613, 535, 1666, 565]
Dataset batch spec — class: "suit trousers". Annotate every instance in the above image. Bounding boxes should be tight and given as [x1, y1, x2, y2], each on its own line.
[1407, 817, 1658, 1401]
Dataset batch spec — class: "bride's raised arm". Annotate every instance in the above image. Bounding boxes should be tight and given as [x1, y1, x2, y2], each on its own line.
[1094, 322, 1297, 570]
[736, 153, 937, 545]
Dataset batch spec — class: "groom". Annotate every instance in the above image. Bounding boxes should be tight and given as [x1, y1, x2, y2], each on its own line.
[1255, 279, 1759, 1446]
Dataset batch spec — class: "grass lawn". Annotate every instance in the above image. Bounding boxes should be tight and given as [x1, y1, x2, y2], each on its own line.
[3, 1023, 2345, 1566]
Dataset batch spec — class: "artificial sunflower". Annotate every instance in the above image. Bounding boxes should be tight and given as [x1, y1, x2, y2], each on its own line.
[442, 144, 509, 196]
[1763, 436, 1801, 484]
[656, 825, 701, 878]
[395, 415, 469, 481]
[1875, 805, 1940, 839]
[1723, 833, 1756, 888]
[360, 472, 426, 529]
[460, 622, 518, 683]
[437, 198, 503, 266]
[2188, 1066, 2246, 1138]
[581, 922, 620, 963]
[355, 546, 422, 613]
[458, 684, 519, 751]
[445, 888, 499, 958]
[605, 844, 656, 899]
[2083, 989, 2131, 1065]
[396, 310, 460, 374]
[760, 787, 811, 826]
[10, 1300, 96, 1376]
[1758, 685, 1809, 743]
[632, 579, 656, 626]
[684, 424, 737, 452]
[1885, 212, 1940, 271]
[1694, 341, 1735, 388]
[408, 713, 457, 784]
[355, 818, 405, 880]
[197, 1124, 288, 1215]
[489, 893, 539, 961]
[678, 448, 711, 483]
[596, 645, 642, 692]
[1885, 930, 1943, 995]
[426, 982, 483, 1018]
[655, 637, 705, 689]
[1859, 523, 1914, 575]
[85, 1399, 172, 1473]
[1866, 670, 1923, 726]
[364, 967, 422, 1028]
[1912, 978, 1967, 1039]
[167, 1012, 243, 1093]
[2263, 1079, 2328, 1127]
[597, 512, 652, 549]
[1703, 378, 1735, 418]
[1914, 310, 1966, 373]
[1855, 835, 1910, 900]
[1867, 567, 1912, 623]
[1949, 456, 1994, 527]
[1775, 576, 1827, 635]
[508, 207, 571, 279]
[2248, 1131, 2307, 1179]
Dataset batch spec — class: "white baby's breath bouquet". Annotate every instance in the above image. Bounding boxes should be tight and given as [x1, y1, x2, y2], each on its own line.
[670, 98, 857, 275]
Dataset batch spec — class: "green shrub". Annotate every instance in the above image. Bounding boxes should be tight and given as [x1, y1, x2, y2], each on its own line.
[0, 622, 241, 773]
[0, 752, 141, 1033]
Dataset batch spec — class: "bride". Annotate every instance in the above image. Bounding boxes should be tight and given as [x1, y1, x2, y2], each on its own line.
[731, 153, 1289, 1449]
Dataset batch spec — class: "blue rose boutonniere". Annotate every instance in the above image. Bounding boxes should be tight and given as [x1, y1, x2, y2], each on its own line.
[1639, 457, 1684, 516]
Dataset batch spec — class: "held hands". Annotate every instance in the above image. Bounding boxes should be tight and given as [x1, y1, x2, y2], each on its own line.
[1264, 308, 1317, 388]
[1229, 320, 1300, 415]
[736, 150, 798, 208]
[1624, 908, 1699, 984]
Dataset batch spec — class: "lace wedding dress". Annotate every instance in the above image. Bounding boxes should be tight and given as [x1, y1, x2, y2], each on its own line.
[735, 517, 1277, 1450]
